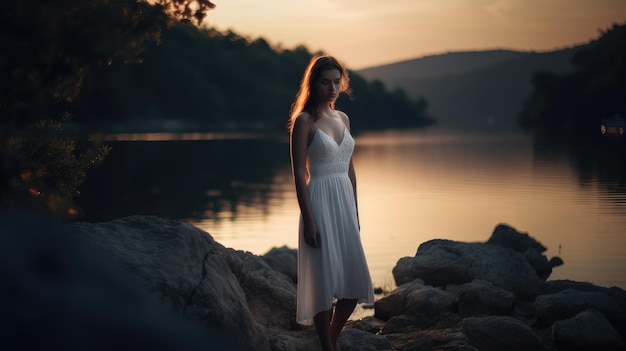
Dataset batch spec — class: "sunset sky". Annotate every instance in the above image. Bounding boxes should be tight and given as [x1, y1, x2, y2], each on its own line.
[205, 0, 626, 69]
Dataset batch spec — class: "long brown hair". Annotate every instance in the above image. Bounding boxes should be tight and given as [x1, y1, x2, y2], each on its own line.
[287, 55, 352, 133]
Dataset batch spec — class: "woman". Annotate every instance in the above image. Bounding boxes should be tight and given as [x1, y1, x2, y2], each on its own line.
[289, 55, 374, 351]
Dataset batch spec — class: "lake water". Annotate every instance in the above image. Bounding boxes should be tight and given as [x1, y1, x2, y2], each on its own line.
[79, 128, 626, 290]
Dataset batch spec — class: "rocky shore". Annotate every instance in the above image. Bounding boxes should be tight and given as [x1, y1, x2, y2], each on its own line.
[1, 213, 624, 350]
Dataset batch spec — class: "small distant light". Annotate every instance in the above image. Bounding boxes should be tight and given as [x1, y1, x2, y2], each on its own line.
[620, 127, 624, 135]
[600, 125, 607, 134]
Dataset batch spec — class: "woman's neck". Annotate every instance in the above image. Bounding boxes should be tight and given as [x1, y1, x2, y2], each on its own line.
[316, 104, 334, 116]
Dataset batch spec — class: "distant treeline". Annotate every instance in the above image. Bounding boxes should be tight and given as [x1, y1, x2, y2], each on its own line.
[78, 24, 432, 134]
[519, 23, 626, 140]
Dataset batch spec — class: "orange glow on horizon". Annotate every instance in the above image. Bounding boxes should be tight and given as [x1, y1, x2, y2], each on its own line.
[205, 0, 626, 69]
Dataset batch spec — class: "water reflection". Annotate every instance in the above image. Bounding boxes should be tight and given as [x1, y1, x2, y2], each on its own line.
[76, 137, 289, 222]
[532, 137, 626, 216]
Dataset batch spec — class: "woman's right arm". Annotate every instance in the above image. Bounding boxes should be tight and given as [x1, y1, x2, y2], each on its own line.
[290, 114, 320, 248]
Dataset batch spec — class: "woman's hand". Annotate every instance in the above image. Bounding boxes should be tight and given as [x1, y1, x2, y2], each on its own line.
[303, 220, 321, 248]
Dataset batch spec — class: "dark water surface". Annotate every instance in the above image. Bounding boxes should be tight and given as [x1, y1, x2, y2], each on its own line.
[78, 129, 626, 290]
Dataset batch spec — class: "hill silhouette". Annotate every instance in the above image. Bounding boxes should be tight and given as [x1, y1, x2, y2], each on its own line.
[358, 49, 578, 131]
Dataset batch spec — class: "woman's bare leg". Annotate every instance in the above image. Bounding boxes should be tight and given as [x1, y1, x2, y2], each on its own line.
[330, 298, 357, 349]
[314, 309, 334, 351]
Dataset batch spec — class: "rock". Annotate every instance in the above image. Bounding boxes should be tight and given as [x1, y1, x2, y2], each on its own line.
[262, 245, 298, 284]
[486, 223, 562, 281]
[385, 329, 469, 351]
[447, 279, 515, 317]
[525, 249, 554, 281]
[511, 300, 537, 325]
[535, 289, 624, 328]
[0, 212, 246, 351]
[224, 248, 297, 330]
[380, 315, 421, 334]
[553, 309, 624, 350]
[440, 332, 474, 351]
[266, 329, 320, 351]
[396, 336, 435, 351]
[538, 279, 626, 313]
[71, 215, 267, 350]
[462, 316, 555, 351]
[338, 328, 393, 351]
[393, 239, 542, 297]
[375, 279, 426, 320]
[487, 223, 547, 253]
[345, 316, 386, 334]
[405, 286, 458, 316]
[549, 256, 564, 268]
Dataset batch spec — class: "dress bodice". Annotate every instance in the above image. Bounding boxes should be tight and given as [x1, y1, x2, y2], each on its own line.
[307, 125, 354, 179]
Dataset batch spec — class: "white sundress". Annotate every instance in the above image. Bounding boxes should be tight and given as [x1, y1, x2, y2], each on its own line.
[296, 124, 375, 326]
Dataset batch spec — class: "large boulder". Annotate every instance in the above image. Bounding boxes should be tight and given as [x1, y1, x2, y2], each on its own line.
[224, 248, 297, 330]
[337, 329, 394, 351]
[71, 215, 268, 350]
[462, 316, 555, 351]
[0, 212, 246, 350]
[486, 224, 562, 280]
[393, 239, 542, 296]
[375, 279, 425, 320]
[446, 279, 515, 317]
[538, 279, 626, 313]
[553, 309, 624, 350]
[535, 289, 624, 328]
[405, 286, 458, 316]
[486, 223, 547, 252]
[262, 245, 298, 284]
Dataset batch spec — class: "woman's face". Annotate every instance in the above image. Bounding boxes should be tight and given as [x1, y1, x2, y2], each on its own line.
[313, 68, 342, 103]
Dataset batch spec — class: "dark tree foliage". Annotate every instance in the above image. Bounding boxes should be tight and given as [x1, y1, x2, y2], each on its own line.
[78, 23, 432, 134]
[1, 0, 213, 217]
[154, 0, 216, 25]
[519, 22, 626, 140]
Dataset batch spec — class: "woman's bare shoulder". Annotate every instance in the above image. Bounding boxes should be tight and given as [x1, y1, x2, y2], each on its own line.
[336, 110, 351, 128]
[293, 112, 315, 132]
[295, 111, 313, 122]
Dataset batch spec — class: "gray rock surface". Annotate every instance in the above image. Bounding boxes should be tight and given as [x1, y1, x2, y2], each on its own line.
[553, 309, 624, 350]
[535, 289, 624, 328]
[375, 279, 426, 320]
[405, 286, 458, 316]
[538, 279, 626, 312]
[262, 245, 298, 284]
[462, 316, 555, 351]
[393, 239, 542, 296]
[447, 279, 515, 317]
[486, 224, 563, 280]
[338, 328, 394, 351]
[487, 223, 547, 253]
[71, 215, 266, 350]
[224, 248, 297, 330]
[0, 212, 247, 350]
